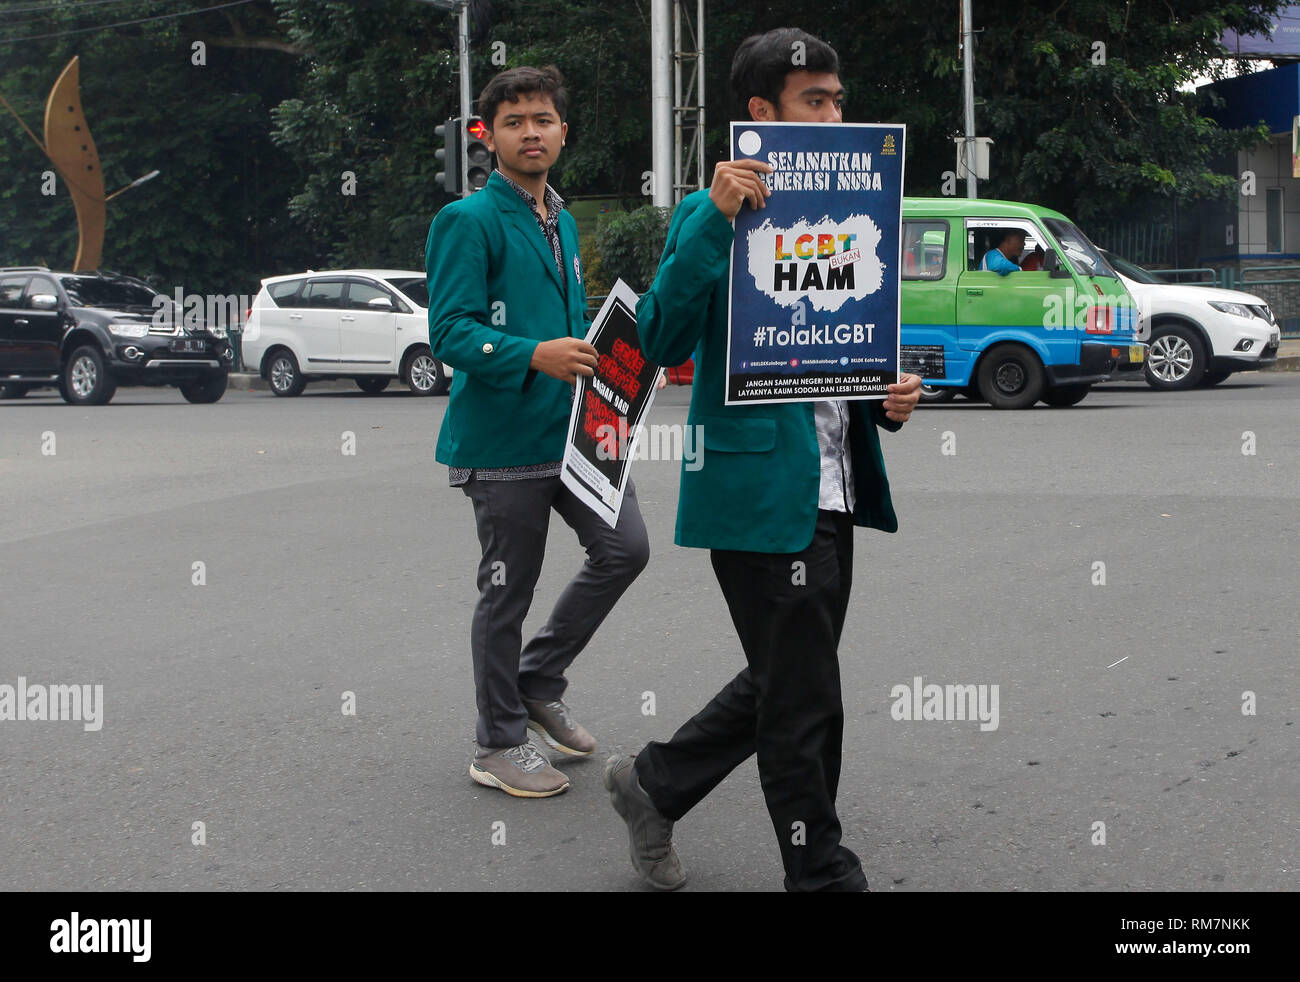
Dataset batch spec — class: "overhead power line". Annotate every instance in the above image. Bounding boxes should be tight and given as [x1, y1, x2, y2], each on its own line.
[0, 0, 259, 46]
[3, 0, 161, 15]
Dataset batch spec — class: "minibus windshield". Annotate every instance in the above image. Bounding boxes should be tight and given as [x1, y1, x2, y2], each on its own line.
[1043, 219, 1118, 279]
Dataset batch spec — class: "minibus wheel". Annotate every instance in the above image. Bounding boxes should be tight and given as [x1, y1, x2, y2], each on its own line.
[976, 343, 1044, 409]
[919, 384, 956, 403]
[1040, 383, 1090, 407]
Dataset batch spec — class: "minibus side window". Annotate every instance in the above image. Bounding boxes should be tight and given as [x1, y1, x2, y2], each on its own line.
[966, 220, 1056, 273]
[902, 222, 948, 280]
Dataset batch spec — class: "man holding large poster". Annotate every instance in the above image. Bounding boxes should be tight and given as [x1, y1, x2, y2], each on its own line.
[603, 28, 921, 890]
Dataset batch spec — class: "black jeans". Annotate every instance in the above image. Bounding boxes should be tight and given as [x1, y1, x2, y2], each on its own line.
[635, 509, 866, 892]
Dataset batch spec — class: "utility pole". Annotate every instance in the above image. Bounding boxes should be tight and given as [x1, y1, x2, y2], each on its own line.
[651, 0, 673, 207]
[962, 0, 977, 199]
[418, 0, 474, 197]
[457, 1, 472, 194]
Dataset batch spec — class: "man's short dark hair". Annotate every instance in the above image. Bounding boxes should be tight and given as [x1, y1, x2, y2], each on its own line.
[730, 28, 839, 118]
[477, 65, 567, 129]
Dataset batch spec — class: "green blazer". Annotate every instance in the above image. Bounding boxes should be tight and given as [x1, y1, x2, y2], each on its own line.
[426, 171, 588, 468]
[637, 189, 903, 554]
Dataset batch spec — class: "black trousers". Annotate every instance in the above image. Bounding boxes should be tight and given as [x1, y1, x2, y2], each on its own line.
[635, 509, 867, 892]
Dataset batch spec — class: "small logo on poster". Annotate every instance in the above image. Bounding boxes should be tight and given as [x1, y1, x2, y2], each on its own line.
[790, 358, 799, 367]
[882, 134, 897, 155]
[839, 356, 849, 366]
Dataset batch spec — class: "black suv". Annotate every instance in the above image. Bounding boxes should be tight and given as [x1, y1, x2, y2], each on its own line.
[0, 267, 232, 405]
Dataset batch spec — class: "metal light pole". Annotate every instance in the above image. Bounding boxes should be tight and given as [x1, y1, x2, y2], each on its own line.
[651, 0, 673, 207]
[104, 169, 160, 202]
[458, 1, 472, 193]
[962, 0, 977, 198]
[416, 0, 474, 196]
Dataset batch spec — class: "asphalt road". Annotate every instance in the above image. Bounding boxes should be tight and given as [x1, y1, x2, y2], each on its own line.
[1, 374, 1296, 892]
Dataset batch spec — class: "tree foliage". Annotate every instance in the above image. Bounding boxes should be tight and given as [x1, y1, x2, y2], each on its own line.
[592, 204, 671, 295]
[0, 0, 1288, 291]
[0, 0, 310, 296]
[700, 1, 1283, 225]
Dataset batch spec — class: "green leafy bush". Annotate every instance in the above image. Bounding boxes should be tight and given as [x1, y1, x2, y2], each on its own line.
[592, 204, 671, 295]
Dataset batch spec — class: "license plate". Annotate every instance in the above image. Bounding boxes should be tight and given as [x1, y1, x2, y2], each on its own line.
[1129, 345, 1145, 363]
[173, 339, 207, 352]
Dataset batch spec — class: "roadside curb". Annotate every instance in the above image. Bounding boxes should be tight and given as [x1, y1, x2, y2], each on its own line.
[1262, 355, 1300, 372]
[227, 372, 394, 392]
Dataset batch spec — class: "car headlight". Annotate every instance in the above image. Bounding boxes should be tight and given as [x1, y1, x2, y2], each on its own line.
[109, 322, 150, 338]
[1209, 301, 1252, 319]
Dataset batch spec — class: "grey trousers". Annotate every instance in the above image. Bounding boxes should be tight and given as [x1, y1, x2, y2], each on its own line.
[460, 474, 650, 749]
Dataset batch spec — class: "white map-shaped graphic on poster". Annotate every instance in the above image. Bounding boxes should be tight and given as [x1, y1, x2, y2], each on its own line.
[746, 213, 883, 313]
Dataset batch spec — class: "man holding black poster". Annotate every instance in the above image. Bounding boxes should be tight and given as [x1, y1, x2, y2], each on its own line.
[426, 66, 650, 799]
[604, 29, 921, 889]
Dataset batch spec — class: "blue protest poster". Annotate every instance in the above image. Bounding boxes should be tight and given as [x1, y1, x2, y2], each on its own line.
[725, 121, 905, 404]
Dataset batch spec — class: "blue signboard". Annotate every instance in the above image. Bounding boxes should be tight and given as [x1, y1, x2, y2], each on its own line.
[726, 121, 904, 404]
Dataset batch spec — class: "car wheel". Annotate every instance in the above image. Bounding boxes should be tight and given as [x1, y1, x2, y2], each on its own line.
[0, 383, 27, 399]
[404, 350, 447, 396]
[919, 383, 956, 403]
[1144, 326, 1205, 390]
[1199, 370, 1232, 387]
[179, 374, 228, 404]
[1040, 383, 1091, 407]
[267, 350, 306, 397]
[356, 377, 390, 394]
[64, 345, 116, 405]
[976, 343, 1044, 409]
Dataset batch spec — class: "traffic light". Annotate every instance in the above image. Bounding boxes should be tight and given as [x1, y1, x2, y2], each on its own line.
[434, 118, 462, 196]
[464, 116, 492, 192]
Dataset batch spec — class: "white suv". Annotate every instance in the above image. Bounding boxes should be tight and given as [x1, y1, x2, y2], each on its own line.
[241, 269, 452, 396]
[1102, 251, 1280, 389]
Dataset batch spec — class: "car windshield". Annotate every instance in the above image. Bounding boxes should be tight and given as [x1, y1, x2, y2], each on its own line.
[1100, 250, 1163, 285]
[59, 276, 159, 310]
[386, 277, 428, 308]
[1043, 219, 1118, 279]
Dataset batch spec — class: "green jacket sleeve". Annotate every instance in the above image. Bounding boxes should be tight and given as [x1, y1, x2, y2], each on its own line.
[426, 205, 538, 391]
[637, 193, 734, 367]
[869, 400, 904, 432]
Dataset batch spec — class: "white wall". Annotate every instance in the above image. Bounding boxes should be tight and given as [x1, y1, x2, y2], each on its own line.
[1237, 135, 1300, 254]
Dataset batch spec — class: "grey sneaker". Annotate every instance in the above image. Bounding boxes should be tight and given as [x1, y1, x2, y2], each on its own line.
[603, 754, 686, 890]
[469, 742, 569, 798]
[523, 698, 596, 756]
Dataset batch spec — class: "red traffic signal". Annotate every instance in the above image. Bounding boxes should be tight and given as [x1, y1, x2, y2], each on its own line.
[463, 115, 492, 191]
